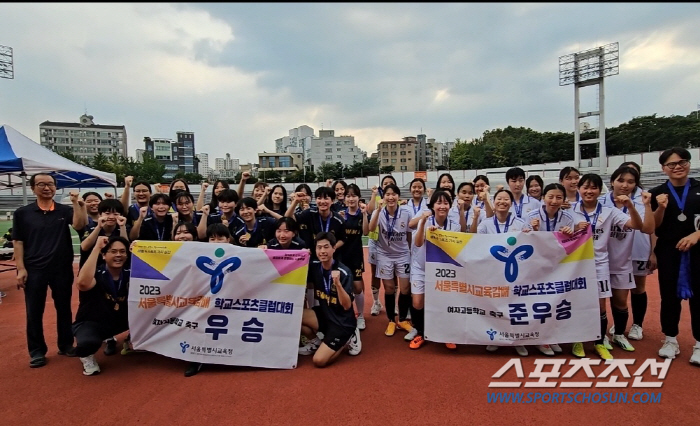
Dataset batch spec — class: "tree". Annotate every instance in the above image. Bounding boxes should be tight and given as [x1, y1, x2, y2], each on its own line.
[380, 165, 395, 174]
[138, 152, 166, 183]
[259, 170, 282, 183]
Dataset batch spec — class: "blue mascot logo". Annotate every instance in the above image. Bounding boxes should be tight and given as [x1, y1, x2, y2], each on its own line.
[490, 237, 534, 283]
[486, 329, 497, 341]
[180, 341, 190, 353]
[196, 247, 242, 294]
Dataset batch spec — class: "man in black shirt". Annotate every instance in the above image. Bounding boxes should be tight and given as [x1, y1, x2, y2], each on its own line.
[73, 236, 131, 375]
[12, 173, 88, 368]
[299, 232, 361, 367]
[649, 147, 700, 364]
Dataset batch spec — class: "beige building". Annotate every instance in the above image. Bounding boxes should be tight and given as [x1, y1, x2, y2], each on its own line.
[377, 137, 418, 172]
[40, 114, 127, 162]
[258, 152, 304, 176]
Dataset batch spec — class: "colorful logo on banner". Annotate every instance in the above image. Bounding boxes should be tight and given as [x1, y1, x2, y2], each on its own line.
[195, 247, 242, 294]
[489, 236, 534, 283]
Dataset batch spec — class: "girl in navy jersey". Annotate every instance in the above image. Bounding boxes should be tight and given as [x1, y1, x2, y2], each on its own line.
[195, 179, 230, 213]
[233, 197, 272, 248]
[133, 194, 173, 242]
[172, 192, 207, 240]
[294, 184, 315, 213]
[266, 217, 306, 250]
[331, 180, 348, 213]
[261, 184, 287, 219]
[599, 167, 654, 353]
[168, 179, 190, 211]
[368, 183, 414, 337]
[569, 173, 646, 360]
[121, 180, 152, 228]
[339, 184, 367, 330]
[408, 190, 462, 350]
[367, 175, 398, 316]
[478, 189, 530, 357]
[559, 166, 581, 209]
[172, 221, 198, 241]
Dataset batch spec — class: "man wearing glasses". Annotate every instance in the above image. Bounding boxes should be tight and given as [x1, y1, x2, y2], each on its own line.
[649, 147, 700, 364]
[12, 173, 87, 368]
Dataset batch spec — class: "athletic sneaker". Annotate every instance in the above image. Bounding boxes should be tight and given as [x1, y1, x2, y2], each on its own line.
[357, 316, 366, 331]
[603, 335, 613, 351]
[572, 342, 585, 358]
[486, 345, 498, 352]
[299, 335, 309, 347]
[445, 343, 457, 350]
[537, 345, 555, 356]
[690, 347, 700, 366]
[371, 300, 383, 316]
[299, 337, 321, 355]
[550, 344, 563, 353]
[409, 335, 425, 349]
[404, 328, 418, 341]
[120, 340, 145, 355]
[658, 340, 680, 359]
[104, 338, 117, 356]
[385, 322, 397, 336]
[0, 291, 6, 297]
[613, 334, 635, 352]
[628, 324, 644, 341]
[396, 320, 413, 333]
[515, 346, 528, 356]
[348, 328, 362, 356]
[316, 331, 325, 341]
[80, 355, 101, 376]
[594, 343, 613, 360]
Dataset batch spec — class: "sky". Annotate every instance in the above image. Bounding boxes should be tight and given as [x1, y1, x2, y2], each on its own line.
[1, 3, 699, 166]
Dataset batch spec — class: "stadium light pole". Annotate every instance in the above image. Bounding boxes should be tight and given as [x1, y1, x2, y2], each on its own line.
[559, 42, 619, 176]
[0, 45, 22, 203]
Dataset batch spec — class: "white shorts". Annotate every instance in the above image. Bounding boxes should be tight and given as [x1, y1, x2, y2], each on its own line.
[376, 258, 410, 280]
[632, 260, 652, 277]
[411, 278, 425, 295]
[368, 241, 378, 265]
[598, 279, 611, 299]
[610, 273, 635, 290]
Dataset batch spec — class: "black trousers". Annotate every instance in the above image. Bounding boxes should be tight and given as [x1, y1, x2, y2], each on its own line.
[73, 321, 127, 358]
[655, 245, 700, 341]
[23, 267, 75, 358]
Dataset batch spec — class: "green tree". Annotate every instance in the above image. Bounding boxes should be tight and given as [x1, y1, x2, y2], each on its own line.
[380, 165, 395, 174]
[138, 152, 166, 183]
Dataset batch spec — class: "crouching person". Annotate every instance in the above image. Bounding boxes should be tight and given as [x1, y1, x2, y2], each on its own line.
[73, 236, 131, 376]
[300, 232, 361, 367]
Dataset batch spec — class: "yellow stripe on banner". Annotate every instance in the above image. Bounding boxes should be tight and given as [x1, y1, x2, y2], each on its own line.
[132, 241, 184, 272]
[559, 237, 595, 263]
[427, 229, 473, 259]
[272, 265, 310, 286]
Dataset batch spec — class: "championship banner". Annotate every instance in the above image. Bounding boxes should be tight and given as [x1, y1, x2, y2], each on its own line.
[425, 228, 599, 345]
[128, 241, 309, 369]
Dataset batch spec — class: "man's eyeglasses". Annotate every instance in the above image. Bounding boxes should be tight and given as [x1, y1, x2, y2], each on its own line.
[35, 182, 56, 189]
[664, 160, 690, 169]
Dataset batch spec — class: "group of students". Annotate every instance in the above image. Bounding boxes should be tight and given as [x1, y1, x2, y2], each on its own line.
[14, 146, 700, 377]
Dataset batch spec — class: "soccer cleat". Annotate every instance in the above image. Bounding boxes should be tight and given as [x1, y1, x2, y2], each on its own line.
[316, 331, 325, 340]
[404, 328, 418, 341]
[357, 316, 366, 331]
[298, 337, 321, 355]
[594, 344, 613, 360]
[445, 343, 457, 350]
[348, 328, 362, 356]
[80, 355, 101, 376]
[572, 342, 585, 358]
[658, 340, 680, 359]
[538, 345, 555, 356]
[515, 346, 528, 357]
[486, 345, 499, 352]
[690, 347, 700, 366]
[104, 338, 117, 356]
[613, 334, 635, 352]
[409, 335, 425, 349]
[628, 324, 644, 341]
[603, 335, 613, 351]
[385, 322, 397, 337]
[550, 344, 563, 353]
[370, 300, 383, 316]
[184, 362, 203, 377]
[396, 320, 413, 333]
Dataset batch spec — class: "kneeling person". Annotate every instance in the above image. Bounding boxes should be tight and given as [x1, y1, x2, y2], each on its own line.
[73, 236, 131, 375]
[300, 232, 361, 367]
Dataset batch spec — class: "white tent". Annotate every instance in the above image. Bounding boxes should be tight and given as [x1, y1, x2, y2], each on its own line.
[0, 124, 117, 204]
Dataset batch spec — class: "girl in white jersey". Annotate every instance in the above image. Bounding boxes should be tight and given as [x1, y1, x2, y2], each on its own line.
[367, 175, 398, 316]
[456, 182, 485, 232]
[528, 183, 585, 356]
[478, 189, 530, 357]
[559, 166, 581, 209]
[408, 190, 462, 350]
[473, 175, 494, 211]
[599, 167, 654, 353]
[368, 183, 414, 337]
[569, 173, 646, 360]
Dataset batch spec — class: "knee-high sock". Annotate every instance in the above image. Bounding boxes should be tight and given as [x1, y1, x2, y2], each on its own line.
[355, 292, 365, 318]
[631, 292, 647, 327]
[398, 293, 411, 322]
[410, 306, 425, 336]
[385, 293, 396, 321]
[597, 313, 608, 344]
[612, 306, 629, 335]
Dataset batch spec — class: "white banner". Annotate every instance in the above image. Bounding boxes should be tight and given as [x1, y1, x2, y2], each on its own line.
[425, 228, 600, 345]
[128, 241, 309, 369]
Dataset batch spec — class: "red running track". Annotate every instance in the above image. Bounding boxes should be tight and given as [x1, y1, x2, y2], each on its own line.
[0, 249, 698, 426]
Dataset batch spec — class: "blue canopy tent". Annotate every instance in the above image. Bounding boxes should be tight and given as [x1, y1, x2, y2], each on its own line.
[0, 124, 117, 204]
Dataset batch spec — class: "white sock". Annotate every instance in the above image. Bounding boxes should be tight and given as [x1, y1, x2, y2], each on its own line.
[665, 335, 678, 343]
[355, 292, 365, 317]
[372, 287, 379, 302]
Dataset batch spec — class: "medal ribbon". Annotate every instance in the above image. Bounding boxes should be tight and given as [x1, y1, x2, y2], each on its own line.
[666, 180, 690, 216]
[581, 203, 602, 234]
[494, 213, 511, 234]
[610, 193, 628, 214]
[385, 208, 399, 243]
[513, 195, 524, 218]
[542, 206, 558, 231]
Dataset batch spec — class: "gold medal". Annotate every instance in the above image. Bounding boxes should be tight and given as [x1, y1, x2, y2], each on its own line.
[244, 233, 251, 239]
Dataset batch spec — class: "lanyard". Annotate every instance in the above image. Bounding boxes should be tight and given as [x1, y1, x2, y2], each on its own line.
[431, 216, 447, 230]
[581, 203, 602, 234]
[464, 207, 471, 225]
[667, 180, 691, 221]
[385, 208, 399, 242]
[610, 193, 628, 214]
[321, 263, 334, 295]
[494, 213, 511, 233]
[513, 195, 525, 218]
[154, 220, 165, 241]
[318, 213, 332, 232]
[411, 199, 424, 215]
[105, 269, 124, 299]
[541, 206, 558, 231]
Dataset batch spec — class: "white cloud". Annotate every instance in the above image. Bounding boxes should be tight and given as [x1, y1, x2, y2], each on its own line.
[623, 31, 700, 71]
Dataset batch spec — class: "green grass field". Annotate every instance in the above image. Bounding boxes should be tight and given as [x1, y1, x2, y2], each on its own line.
[0, 219, 81, 256]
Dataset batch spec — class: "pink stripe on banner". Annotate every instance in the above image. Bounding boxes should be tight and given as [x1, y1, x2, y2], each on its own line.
[554, 226, 591, 255]
[264, 250, 307, 276]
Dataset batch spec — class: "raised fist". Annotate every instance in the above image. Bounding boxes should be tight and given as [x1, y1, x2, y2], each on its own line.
[656, 194, 669, 209]
[201, 205, 211, 216]
[140, 206, 149, 218]
[124, 176, 134, 187]
[116, 215, 127, 227]
[96, 236, 109, 250]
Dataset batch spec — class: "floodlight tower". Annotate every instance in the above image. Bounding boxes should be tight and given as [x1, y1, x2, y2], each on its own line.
[0, 45, 13, 80]
[559, 42, 619, 175]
